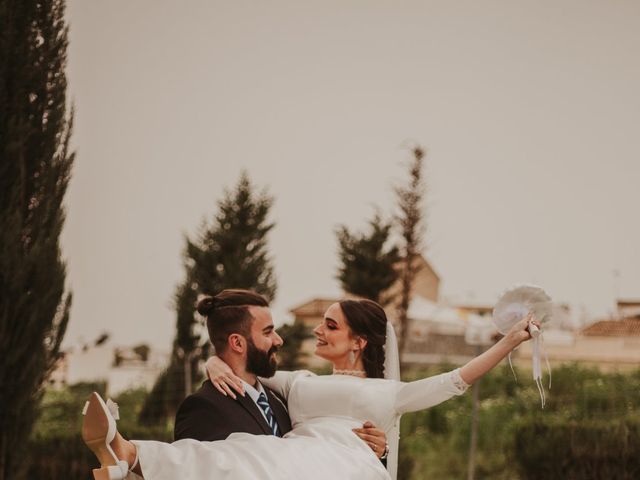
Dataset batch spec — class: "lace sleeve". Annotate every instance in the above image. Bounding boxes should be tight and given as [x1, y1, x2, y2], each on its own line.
[393, 368, 469, 415]
[258, 370, 315, 400]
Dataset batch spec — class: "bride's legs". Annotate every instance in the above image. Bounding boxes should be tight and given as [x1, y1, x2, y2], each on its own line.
[112, 431, 143, 477]
[82, 392, 144, 479]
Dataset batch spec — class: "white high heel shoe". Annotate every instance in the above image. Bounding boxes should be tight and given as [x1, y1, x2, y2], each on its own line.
[82, 392, 138, 480]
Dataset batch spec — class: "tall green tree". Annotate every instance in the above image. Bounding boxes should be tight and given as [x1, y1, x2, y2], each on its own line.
[395, 147, 426, 357]
[140, 171, 276, 423]
[0, 0, 73, 478]
[336, 213, 399, 305]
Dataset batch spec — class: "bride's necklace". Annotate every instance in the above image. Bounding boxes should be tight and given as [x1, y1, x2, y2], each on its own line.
[333, 368, 366, 377]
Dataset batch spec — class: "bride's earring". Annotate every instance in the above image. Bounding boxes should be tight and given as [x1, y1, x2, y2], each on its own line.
[349, 350, 356, 366]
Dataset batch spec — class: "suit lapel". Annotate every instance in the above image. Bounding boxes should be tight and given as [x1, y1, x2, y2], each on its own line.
[236, 393, 272, 435]
[265, 388, 290, 435]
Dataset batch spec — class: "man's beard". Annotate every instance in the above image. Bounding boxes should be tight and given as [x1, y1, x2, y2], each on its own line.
[246, 338, 279, 378]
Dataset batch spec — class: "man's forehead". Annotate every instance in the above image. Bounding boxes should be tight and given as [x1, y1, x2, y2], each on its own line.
[249, 305, 272, 324]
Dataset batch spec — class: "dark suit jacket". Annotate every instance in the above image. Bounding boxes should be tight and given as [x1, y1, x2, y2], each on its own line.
[174, 380, 292, 441]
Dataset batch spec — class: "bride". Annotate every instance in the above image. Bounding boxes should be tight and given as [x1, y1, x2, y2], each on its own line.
[82, 297, 537, 480]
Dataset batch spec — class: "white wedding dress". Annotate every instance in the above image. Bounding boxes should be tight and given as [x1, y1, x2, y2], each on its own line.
[129, 369, 469, 480]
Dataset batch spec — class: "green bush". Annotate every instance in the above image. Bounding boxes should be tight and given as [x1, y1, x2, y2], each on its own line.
[514, 416, 640, 480]
[27, 427, 173, 480]
[397, 363, 640, 479]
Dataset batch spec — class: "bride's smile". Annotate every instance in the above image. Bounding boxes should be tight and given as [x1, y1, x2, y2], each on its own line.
[313, 303, 367, 370]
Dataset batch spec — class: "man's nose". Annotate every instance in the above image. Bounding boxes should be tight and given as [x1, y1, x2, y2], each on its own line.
[274, 332, 284, 347]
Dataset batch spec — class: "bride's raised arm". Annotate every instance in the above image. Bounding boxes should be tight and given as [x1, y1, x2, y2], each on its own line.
[394, 314, 536, 415]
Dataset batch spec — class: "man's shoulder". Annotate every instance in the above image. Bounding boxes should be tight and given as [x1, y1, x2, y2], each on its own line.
[192, 379, 224, 400]
[174, 380, 242, 441]
[178, 380, 227, 410]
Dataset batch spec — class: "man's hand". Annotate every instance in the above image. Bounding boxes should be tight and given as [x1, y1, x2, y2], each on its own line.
[353, 421, 388, 459]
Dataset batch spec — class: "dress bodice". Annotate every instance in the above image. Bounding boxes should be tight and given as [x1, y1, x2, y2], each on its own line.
[288, 375, 398, 432]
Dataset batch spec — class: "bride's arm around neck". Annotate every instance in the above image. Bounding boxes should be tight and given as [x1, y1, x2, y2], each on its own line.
[259, 370, 315, 400]
[204, 354, 315, 400]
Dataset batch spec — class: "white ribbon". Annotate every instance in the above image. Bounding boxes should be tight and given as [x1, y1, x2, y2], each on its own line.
[507, 327, 552, 408]
[531, 332, 552, 408]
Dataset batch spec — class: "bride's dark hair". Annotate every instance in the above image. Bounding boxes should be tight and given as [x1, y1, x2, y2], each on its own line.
[338, 299, 387, 379]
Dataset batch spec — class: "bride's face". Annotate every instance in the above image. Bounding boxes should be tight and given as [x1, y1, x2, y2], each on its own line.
[313, 303, 359, 363]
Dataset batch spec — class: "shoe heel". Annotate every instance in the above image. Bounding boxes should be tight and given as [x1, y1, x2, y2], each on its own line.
[92, 464, 128, 480]
[92, 467, 112, 480]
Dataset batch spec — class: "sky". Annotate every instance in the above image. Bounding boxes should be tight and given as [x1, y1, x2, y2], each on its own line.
[62, 0, 640, 351]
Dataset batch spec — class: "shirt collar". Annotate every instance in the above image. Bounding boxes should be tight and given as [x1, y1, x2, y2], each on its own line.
[241, 378, 266, 404]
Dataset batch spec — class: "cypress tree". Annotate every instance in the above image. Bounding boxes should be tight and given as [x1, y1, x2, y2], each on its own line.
[0, 0, 73, 478]
[394, 147, 426, 357]
[336, 213, 399, 305]
[140, 171, 276, 423]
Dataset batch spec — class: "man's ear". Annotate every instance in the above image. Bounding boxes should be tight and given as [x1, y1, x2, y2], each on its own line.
[228, 333, 246, 354]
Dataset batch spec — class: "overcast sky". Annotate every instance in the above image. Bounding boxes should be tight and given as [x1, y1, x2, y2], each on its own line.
[62, 0, 640, 350]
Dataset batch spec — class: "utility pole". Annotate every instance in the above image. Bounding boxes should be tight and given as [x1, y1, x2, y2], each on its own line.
[612, 269, 620, 319]
[467, 345, 482, 480]
[464, 318, 493, 480]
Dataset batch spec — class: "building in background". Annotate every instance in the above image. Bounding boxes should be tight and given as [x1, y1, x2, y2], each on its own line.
[49, 343, 169, 395]
[384, 254, 440, 306]
[615, 299, 640, 319]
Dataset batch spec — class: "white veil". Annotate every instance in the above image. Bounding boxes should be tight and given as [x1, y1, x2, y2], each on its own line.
[383, 322, 401, 480]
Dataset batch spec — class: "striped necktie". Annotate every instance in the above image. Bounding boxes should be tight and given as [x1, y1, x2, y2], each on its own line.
[256, 392, 280, 436]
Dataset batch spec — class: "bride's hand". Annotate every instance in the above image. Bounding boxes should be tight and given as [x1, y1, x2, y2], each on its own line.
[504, 313, 541, 348]
[205, 356, 245, 399]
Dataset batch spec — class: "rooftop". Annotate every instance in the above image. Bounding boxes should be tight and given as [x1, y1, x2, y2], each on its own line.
[581, 318, 640, 337]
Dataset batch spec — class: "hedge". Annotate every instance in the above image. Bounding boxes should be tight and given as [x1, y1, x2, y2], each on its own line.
[514, 416, 640, 480]
[27, 427, 172, 480]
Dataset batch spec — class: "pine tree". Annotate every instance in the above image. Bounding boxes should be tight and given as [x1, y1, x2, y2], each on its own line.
[395, 147, 426, 357]
[336, 213, 399, 305]
[140, 171, 276, 423]
[0, 0, 73, 478]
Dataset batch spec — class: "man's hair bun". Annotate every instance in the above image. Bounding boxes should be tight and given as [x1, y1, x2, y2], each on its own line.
[196, 296, 217, 316]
